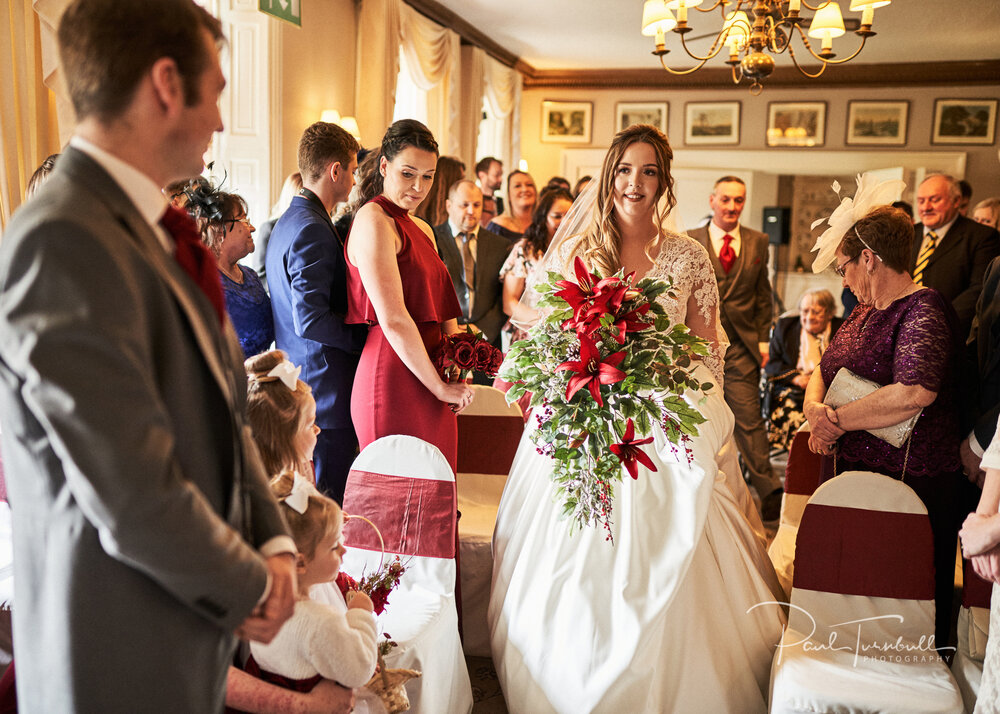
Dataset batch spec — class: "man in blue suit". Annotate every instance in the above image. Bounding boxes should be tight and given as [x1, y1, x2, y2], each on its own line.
[267, 122, 366, 502]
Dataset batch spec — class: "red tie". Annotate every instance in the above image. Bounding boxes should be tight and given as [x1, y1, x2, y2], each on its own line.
[719, 234, 736, 274]
[159, 205, 226, 324]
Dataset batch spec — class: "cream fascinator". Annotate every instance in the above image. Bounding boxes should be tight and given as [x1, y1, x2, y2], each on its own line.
[810, 172, 906, 274]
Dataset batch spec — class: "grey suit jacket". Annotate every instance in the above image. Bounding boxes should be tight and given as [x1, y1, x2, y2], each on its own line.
[434, 223, 512, 345]
[0, 148, 289, 713]
[688, 225, 773, 367]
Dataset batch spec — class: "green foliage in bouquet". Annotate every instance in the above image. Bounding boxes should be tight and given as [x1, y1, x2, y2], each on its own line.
[500, 257, 714, 539]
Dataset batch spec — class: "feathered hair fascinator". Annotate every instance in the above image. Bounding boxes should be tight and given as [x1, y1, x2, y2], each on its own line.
[810, 172, 906, 274]
[181, 163, 230, 225]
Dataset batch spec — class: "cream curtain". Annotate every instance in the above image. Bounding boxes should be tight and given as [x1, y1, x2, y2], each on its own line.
[398, 3, 460, 156]
[0, 0, 67, 229]
[458, 46, 486, 169]
[483, 54, 522, 175]
[355, 0, 402, 148]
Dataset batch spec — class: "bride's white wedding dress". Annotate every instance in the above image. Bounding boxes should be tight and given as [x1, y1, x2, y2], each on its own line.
[488, 231, 786, 713]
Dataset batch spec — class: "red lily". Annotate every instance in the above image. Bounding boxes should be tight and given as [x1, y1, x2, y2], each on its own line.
[554, 257, 620, 314]
[556, 333, 626, 407]
[608, 302, 654, 344]
[609, 418, 657, 480]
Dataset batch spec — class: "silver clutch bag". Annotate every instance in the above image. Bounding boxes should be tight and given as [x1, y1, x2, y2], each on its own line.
[824, 367, 919, 448]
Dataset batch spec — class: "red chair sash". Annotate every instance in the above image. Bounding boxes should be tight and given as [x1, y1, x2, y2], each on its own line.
[342, 470, 456, 558]
[785, 430, 823, 496]
[457, 415, 522, 475]
[794, 503, 935, 600]
[962, 557, 994, 609]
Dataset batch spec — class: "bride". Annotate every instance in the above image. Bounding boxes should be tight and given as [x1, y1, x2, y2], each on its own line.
[488, 125, 786, 713]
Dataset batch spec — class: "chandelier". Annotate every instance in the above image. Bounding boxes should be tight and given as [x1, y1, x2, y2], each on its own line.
[640, 0, 890, 94]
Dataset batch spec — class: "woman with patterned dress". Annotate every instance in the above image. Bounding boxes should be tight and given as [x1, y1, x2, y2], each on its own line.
[488, 125, 784, 713]
[499, 187, 574, 349]
[804, 203, 962, 650]
[343, 119, 473, 471]
[764, 289, 842, 452]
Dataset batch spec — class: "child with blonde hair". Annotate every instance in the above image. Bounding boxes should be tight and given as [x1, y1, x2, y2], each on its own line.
[243, 350, 377, 692]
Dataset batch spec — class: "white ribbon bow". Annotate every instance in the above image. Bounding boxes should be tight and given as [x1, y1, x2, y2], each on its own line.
[267, 360, 302, 391]
[285, 473, 314, 515]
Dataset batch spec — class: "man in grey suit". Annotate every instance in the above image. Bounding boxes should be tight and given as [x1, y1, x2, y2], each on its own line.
[689, 176, 781, 519]
[0, 1, 296, 711]
[435, 179, 512, 356]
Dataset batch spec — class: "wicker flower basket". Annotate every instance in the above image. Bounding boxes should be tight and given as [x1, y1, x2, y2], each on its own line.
[364, 653, 421, 714]
[346, 514, 421, 713]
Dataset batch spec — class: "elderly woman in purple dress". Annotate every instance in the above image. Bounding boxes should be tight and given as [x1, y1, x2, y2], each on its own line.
[803, 203, 962, 649]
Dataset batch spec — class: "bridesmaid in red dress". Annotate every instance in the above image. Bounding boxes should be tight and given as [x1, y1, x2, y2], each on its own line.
[344, 119, 474, 471]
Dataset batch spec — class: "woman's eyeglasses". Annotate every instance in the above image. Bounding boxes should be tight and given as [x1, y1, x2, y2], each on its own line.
[834, 255, 859, 278]
[225, 216, 252, 230]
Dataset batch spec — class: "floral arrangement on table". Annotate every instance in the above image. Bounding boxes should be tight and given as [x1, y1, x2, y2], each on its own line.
[499, 257, 713, 539]
[433, 327, 503, 382]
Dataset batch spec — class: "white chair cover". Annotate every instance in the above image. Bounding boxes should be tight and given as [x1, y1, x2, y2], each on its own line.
[953, 558, 993, 713]
[769, 471, 963, 714]
[455, 385, 523, 656]
[767, 426, 823, 597]
[341, 435, 472, 714]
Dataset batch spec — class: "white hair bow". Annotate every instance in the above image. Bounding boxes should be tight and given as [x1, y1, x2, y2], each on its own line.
[267, 360, 302, 391]
[810, 173, 906, 274]
[285, 473, 314, 514]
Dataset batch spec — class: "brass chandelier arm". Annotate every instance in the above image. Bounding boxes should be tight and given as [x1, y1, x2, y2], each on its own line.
[786, 42, 830, 78]
[692, 0, 730, 13]
[796, 0, 832, 11]
[676, 27, 730, 63]
[658, 53, 714, 75]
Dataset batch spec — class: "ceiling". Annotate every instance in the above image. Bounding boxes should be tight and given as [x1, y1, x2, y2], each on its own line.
[429, 0, 1000, 72]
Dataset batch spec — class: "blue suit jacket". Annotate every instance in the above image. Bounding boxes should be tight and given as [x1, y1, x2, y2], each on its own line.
[266, 195, 368, 428]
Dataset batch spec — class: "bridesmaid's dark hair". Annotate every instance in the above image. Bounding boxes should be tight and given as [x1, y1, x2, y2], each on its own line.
[357, 118, 439, 205]
[522, 187, 574, 257]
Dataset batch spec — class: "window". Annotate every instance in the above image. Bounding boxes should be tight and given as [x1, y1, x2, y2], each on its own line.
[392, 48, 428, 125]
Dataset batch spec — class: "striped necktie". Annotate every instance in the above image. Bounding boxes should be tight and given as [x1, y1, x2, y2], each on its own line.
[912, 230, 938, 286]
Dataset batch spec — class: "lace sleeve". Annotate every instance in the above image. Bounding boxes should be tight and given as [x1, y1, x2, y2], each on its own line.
[647, 233, 728, 386]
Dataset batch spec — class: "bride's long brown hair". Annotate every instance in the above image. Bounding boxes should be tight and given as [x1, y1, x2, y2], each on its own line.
[579, 124, 676, 278]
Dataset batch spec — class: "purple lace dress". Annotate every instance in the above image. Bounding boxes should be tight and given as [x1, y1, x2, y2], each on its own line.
[819, 287, 961, 648]
[819, 288, 961, 479]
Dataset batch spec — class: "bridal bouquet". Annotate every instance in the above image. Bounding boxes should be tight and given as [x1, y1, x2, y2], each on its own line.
[500, 257, 712, 539]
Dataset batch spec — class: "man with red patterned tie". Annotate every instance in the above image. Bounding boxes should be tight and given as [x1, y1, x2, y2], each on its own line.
[0, 1, 306, 711]
[689, 176, 780, 520]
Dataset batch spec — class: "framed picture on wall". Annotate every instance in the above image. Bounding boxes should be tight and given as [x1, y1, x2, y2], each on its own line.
[766, 101, 826, 147]
[845, 101, 909, 145]
[684, 102, 740, 145]
[541, 101, 593, 144]
[616, 102, 668, 133]
[932, 99, 998, 145]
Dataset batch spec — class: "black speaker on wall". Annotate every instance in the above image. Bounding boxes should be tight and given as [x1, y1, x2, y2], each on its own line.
[763, 207, 790, 245]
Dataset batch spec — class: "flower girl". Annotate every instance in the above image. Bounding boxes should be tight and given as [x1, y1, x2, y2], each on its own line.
[244, 350, 378, 691]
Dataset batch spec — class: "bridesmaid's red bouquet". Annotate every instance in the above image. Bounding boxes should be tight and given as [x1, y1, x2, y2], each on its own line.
[336, 555, 407, 616]
[433, 328, 503, 382]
